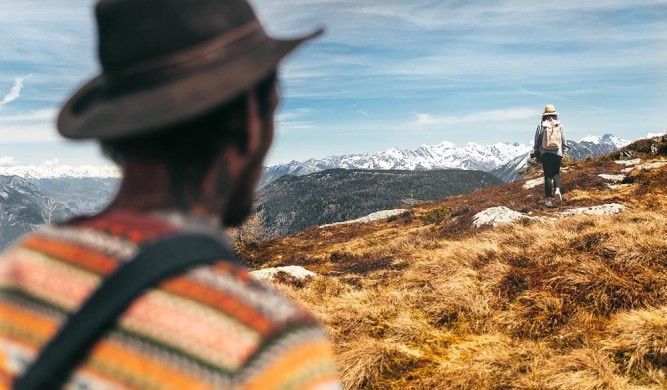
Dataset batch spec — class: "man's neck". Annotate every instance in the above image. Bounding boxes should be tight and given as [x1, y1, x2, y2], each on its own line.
[105, 160, 222, 226]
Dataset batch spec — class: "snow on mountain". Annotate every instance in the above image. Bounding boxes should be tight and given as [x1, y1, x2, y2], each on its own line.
[263, 133, 631, 186]
[263, 141, 532, 187]
[578, 134, 631, 149]
[0, 160, 121, 179]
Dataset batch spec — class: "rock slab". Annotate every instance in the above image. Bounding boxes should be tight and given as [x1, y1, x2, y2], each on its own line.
[523, 178, 543, 190]
[598, 174, 625, 183]
[250, 266, 316, 281]
[559, 203, 628, 217]
[473, 206, 533, 228]
[321, 209, 408, 227]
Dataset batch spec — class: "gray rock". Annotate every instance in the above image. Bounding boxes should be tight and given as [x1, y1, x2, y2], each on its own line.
[523, 178, 543, 190]
[473, 206, 534, 228]
[320, 209, 408, 227]
[622, 161, 667, 173]
[559, 203, 628, 217]
[250, 266, 317, 281]
[598, 174, 625, 183]
[614, 159, 641, 166]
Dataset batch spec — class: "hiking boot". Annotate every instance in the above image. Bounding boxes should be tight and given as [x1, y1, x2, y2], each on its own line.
[554, 189, 563, 204]
[545, 199, 553, 208]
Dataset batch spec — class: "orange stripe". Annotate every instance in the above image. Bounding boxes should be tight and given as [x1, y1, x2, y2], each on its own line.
[0, 303, 58, 343]
[22, 235, 118, 275]
[87, 340, 213, 390]
[0, 368, 12, 390]
[242, 340, 336, 390]
[160, 276, 274, 335]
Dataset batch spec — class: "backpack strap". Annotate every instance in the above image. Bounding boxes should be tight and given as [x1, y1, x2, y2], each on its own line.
[14, 233, 243, 390]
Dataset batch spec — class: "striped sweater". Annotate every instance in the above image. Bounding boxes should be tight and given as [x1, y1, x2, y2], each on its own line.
[0, 209, 340, 389]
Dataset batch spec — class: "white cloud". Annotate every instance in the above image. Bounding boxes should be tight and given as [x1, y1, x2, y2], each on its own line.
[0, 74, 33, 106]
[0, 123, 61, 144]
[0, 108, 57, 123]
[0, 156, 19, 167]
[414, 107, 537, 126]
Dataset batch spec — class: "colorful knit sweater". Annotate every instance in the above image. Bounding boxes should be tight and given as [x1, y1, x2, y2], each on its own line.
[0, 210, 340, 389]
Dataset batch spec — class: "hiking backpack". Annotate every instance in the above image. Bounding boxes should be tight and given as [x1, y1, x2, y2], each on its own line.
[541, 120, 563, 151]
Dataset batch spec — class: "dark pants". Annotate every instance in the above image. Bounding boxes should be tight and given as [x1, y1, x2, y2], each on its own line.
[541, 152, 562, 198]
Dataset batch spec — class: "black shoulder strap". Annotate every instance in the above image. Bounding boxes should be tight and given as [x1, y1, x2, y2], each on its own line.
[14, 233, 242, 390]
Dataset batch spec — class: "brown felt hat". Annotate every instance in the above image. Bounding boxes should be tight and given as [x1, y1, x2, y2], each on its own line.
[58, 0, 322, 140]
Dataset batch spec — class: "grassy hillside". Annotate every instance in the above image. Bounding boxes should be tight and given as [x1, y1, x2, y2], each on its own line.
[244, 135, 667, 389]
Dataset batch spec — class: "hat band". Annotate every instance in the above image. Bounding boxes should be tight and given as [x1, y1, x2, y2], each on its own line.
[104, 20, 268, 95]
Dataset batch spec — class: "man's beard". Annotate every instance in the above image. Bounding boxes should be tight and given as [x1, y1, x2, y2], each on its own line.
[221, 153, 263, 227]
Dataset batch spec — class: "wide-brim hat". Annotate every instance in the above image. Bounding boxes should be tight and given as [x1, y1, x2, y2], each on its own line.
[58, 0, 322, 140]
[541, 104, 559, 117]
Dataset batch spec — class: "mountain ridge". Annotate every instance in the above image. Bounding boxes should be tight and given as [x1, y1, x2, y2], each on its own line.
[262, 133, 630, 186]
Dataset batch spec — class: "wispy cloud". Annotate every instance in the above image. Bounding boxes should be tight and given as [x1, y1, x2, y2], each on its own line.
[414, 107, 537, 126]
[0, 74, 33, 106]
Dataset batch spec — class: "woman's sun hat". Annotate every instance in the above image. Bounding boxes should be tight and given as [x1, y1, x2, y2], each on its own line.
[542, 104, 559, 117]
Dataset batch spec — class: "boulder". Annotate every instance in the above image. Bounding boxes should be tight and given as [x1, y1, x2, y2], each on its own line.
[614, 158, 641, 166]
[523, 178, 543, 190]
[250, 266, 317, 281]
[559, 203, 628, 217]
[598, 174, 625, 183]
[321, 209, 408, 228]
[622, 161, 667, 173]
[473, 206, 533, 228]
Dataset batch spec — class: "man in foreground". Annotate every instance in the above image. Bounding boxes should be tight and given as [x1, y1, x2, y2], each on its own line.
[533, 104, 568, 208]
[0, 0, 340, 388]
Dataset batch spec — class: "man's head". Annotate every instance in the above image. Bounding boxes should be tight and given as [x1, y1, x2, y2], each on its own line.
[56, 0, 320, 226]
[102, 72, 279, 226]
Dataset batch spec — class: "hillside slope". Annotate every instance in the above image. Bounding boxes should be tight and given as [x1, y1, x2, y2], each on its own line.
[259, 169, 502, 236]
[245, 135, 667, 389]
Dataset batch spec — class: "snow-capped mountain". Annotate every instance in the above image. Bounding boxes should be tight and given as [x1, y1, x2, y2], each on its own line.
[0, 175, 73, 251]
[0, 161, 121, 179]
[263, 141, 531, 186]
[263, 134, 630, 186]
[578, 134, 629, 150]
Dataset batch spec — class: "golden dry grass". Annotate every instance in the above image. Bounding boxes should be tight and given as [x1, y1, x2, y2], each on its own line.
[250, 138, 667, 388]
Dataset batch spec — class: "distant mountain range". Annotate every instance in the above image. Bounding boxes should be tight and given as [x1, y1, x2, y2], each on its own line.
[0, 175, 73, 251]
[0, 163, 120, 179]
[262, 133, 630, 185]
[258, 169, 503, 236]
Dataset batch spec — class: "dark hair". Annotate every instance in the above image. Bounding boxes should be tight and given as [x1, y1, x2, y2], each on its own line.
[101, 72, 277, 194]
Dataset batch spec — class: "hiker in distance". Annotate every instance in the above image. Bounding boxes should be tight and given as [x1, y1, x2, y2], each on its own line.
[532, 104, 569, 208]
[0, 0, 340, 389]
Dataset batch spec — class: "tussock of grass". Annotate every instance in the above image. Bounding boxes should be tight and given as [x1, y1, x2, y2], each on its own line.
[250, 153, 667, 388]
[602, 306, 667, 375]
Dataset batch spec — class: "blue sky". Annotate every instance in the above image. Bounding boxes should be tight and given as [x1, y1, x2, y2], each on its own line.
[0, 0, 665, 167]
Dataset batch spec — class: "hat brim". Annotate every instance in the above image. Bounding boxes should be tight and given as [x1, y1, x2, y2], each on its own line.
[58, 30, 322, 140]
[542, 112, 559, 116]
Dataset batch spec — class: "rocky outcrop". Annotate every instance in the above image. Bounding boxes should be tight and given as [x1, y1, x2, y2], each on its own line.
[598, 174, 625, 183]
[321, 209, 408, 228]
[250, 266, 317, 281]
[473, 203, 629, 229]
[472, 207, 535, 228]
[560, 204, 628, 217]
[523, 178, 543, 190]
